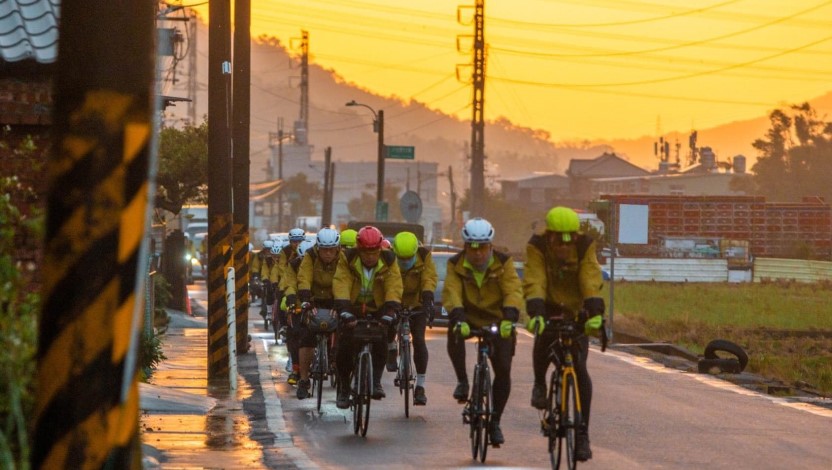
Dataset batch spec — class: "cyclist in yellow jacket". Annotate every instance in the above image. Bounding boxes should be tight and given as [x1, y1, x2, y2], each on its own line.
[443, 217, 523, 445]
[293, 228, 343, 399]
[332, 226, 403, 408]
[524, 206, 605, 462]
[391, 231, 438, 406]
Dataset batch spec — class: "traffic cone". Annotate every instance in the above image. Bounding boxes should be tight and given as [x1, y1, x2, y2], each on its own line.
[184, 283, 192, 316]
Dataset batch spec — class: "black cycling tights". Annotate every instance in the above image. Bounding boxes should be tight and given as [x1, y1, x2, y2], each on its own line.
[533, 331, 592, 431]
[409, 313, 429, 374]
[446, 327, 514, 421]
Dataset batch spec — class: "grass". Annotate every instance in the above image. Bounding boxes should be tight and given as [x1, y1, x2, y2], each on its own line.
[607, 280, 832, 396]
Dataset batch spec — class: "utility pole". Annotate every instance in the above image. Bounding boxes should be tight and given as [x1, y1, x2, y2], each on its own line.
[458, 0, 486, 217]
[449, 165, 457, 241]
[207, 0, 233, 382]
[34, 0, 156, 467]
[232, 0, 251, 353]
[296, 30, 309, 144]
[278, 124, 284, 230]
[322, 147, 332, 226]
[187, 9, 197, 125]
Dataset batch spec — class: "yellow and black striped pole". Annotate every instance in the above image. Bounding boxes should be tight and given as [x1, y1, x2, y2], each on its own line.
[207, 0, 234, 381]
[33, 0, 156, 468]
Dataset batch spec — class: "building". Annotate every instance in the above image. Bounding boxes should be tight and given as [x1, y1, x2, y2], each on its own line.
[567, 152, 652, 203]
[500, 172, 570, 213]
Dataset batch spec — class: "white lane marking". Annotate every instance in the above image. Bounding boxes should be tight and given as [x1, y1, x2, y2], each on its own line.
[518, 325, 832, 418]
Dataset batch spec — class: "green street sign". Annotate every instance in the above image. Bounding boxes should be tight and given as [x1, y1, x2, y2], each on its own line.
[375, 201, 389, 221]
[385, 145, 415, 160]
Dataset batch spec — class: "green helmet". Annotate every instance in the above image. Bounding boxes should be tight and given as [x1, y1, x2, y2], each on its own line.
[392, 231, 419, 258]
[546, 206, 580, 242]
[340, 229, 358, 248]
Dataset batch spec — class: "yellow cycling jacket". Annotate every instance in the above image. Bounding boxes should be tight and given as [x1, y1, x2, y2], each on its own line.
[523, 233, 602, 317]
[333, 248, 403, 313]
[280, 256, 302, 296]
[251, 251, 262, 277]
[399, 247, 439, 308]
[297, 247, 345, 302]
[441, 250, 524, 329]
[272, 244, 297, 290]
[261, 256, 277, 282]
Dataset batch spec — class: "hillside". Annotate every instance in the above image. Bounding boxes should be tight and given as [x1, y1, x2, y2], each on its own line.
[162, 21, 832, 190]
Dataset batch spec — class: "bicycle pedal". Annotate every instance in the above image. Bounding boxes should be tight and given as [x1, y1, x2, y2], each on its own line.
[393, 378, 400, 387]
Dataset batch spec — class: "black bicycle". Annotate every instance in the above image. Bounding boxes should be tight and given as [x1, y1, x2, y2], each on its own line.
[539, 315, 607, 470]
[340, 313, 388, 437]
[304, 304, 338, 413]
[394, 307, 418, 417]
[461, 324, 501, 463]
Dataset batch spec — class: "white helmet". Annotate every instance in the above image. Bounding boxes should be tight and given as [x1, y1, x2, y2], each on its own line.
[262, 239, 274, 248]
[461, 217, 494, 244]
[269, 245, 281, 255]
[297, 239, 316, 257]
[288, 228, 305, 242]
[316, 228, 340, 248]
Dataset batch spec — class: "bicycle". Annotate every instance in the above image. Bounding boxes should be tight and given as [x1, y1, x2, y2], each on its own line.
[460, 324, 501, 463]
[303, 303, 338, 413]
[539, 315, 607, 470]
[340, 313, 388, 437]
[393, 307, 418, 417]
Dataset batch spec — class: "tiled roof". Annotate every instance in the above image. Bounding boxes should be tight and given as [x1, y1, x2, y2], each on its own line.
[0, 0, 60, 64]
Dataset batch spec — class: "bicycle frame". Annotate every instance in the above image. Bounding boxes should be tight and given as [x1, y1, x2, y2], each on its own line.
[347, 317, 386, 437]
[395, 307, 418, 417]
[462, 324, 499, 463]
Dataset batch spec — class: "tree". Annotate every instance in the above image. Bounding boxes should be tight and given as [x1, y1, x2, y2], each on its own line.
[346, 185, 403, 221]
[458, 188, 537, 255]
[155, 121, 209, 215]
[279, 173, 322, 222]
[735, 103, 832, 202]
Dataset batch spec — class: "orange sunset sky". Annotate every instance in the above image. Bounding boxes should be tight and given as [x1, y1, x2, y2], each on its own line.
[189, 0, 832, 142]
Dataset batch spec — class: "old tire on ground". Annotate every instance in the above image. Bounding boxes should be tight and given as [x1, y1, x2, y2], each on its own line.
[697, 357, 742, 374]
[703, 339, 748, 372]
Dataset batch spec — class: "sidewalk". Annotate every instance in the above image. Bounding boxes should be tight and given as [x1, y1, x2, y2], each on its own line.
[139, 292, 316, 469]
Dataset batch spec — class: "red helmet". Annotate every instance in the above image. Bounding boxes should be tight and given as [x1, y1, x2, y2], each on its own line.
[356, 226, 384, 250]
[380, 239, 392, 249]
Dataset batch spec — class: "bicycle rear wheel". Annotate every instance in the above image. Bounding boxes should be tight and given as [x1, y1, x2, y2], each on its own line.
[314, 339, 326, 412]
[401, 340, 412, 418]
[564, 373, 581, 470]
[479, 365, 492, 462]
[469, 366, 481, 460]
[548, 369, 564, 469]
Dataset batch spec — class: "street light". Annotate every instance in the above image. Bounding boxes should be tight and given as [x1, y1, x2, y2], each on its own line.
[345, 99, 386, 221]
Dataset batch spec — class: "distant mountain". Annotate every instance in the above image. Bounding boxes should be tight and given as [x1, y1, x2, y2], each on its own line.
[164, 21, 832, 187]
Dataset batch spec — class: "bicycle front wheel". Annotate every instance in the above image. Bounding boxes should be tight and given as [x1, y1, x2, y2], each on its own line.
[314, 340, 326, 412]
[479, 366, 492, 463]
[401, 340, 412, 418]
[548, 369, 564, 469]
[361, 352, 372, 436]
[469, 366, 481, 460]
[564, 373, 582, 470]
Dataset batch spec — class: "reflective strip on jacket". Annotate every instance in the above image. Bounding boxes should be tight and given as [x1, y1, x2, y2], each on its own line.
[333, 247, 403, 313]
[441, 250, 523, 329]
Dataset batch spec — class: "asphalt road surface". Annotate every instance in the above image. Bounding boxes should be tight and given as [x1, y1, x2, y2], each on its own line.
[258, 319, 832, 469]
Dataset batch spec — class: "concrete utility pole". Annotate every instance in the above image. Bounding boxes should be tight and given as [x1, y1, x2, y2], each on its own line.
[322, 146, 333, 226]
[469, 0, 486, 217]
[232, 0, 251, 353]
[207, 0, 233, 382]
[34, 0, 156, 467]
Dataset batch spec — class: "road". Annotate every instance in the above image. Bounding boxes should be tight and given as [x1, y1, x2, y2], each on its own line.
[256, 314, 832, 469]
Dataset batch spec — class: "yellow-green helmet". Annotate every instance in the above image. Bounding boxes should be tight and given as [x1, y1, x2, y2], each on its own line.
[546, 206, 580, 242]
[340, 229, 358, 248]
[392, 231, 419, 258]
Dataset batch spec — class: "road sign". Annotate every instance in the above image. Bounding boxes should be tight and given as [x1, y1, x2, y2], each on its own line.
[385, 145, 415, 160]
[375, 201, 389, 221]
[400, 191, 422, 223]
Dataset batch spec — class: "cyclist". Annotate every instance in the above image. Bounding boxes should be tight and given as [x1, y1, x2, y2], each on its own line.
[390, 231, 437, 406]
[444, 217, 523, 445]
[275, 228, 306, 384]
[524, 206, 605, 462]
[332, 226, 403, 409]
[293, 228, 344, 399]
[282, 239, 317, 398]
[340, 228, 358, 249]
[260, 240, 280, 326]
